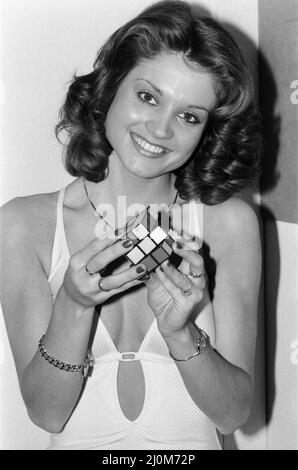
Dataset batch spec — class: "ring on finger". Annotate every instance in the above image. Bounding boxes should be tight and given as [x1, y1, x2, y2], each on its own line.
[86, 264, 96, 276]
[180, 275, 193, 296]
[181, 287, 192, 296]
[187, 270, 205, 279]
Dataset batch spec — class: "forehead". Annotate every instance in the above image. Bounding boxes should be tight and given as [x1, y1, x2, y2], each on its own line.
[125, 52, 217, 110]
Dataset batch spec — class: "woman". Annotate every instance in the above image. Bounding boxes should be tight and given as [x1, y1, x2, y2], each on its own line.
[0, 0, 262, 450]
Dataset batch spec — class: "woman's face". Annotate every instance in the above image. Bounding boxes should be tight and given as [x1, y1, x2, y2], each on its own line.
[105, 52, 217, 179]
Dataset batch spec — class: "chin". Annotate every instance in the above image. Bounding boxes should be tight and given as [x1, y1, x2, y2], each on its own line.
[122, 155, 165, 178]
[128, 166, 163, 179]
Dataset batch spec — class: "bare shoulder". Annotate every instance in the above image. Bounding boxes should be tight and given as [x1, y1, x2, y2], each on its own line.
[0, 191, 58, 233]
[0, 191, 59, 268]
[202, 196, 261, 261]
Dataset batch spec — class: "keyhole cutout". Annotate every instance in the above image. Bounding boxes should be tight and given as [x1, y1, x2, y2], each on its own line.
[116, 361, 145, 422]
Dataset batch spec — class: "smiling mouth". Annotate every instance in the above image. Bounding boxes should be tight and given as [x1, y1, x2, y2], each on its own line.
[131, 132, 170, 155]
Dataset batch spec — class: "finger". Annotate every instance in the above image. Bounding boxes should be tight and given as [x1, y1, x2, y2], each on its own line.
[85, 238, 137, 273]
[173, 242, 204, 273]
[92, 266, 148, 302]
[164, 261, 205, 294]
[95, 263, 148, 291]
[161, 261, 205, 301]
[73, 229, 125, 268]
[162, 261, 193, 290]
[155, 265, 183, 302]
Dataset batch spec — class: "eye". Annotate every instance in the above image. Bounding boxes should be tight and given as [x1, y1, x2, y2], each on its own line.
[137, 91, 158, 106]
[178, 112, 201, 125]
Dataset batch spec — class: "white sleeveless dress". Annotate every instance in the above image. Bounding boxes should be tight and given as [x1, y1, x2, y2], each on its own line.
[47, 187, 222, 450]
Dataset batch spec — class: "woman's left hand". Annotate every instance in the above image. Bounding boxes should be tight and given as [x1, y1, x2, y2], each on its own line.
[144, 241, 206, 339]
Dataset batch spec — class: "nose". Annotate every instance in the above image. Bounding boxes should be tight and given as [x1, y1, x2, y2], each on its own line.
[145, 110, 174, 140]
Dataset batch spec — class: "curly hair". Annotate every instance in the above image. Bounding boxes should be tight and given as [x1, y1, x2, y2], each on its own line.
[56, 0, 262, 205]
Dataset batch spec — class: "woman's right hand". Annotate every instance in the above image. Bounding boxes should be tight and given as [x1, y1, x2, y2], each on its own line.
[62, 233, 147, 308]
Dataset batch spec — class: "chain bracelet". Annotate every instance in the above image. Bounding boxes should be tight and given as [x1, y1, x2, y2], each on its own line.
[38, 335, 93, 377]
[169, 329, 209, 361]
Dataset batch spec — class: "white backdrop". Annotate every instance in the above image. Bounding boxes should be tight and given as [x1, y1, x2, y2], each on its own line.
[0, 0, 264, 449]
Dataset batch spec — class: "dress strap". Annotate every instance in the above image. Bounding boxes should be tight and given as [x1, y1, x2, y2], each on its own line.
[93, 351, 173, 365]
[47, 187, 69, 283]
[56, 187, 70, 258]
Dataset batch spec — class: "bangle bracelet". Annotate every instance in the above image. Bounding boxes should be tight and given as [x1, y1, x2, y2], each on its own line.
[169, 329, 209, 362]
[38, 335, 94, 378]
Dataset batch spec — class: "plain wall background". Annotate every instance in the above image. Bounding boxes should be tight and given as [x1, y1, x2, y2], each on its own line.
[258, 0, 298, 450]
[0, 0, 266, 449]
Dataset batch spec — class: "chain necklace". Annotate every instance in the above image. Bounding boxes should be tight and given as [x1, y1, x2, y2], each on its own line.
[83, 177, 114, 229]
[82, 176, 178, 230]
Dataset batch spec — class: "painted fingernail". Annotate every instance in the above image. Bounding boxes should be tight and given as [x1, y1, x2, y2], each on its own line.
[138, 273, 150, 281]
[122, 239, 133, 248]
[159, 265, 164, 272]
[167, 260, 171, 267]
[176, 242, 184, 249]
[114, 227, 123, 236]
[136, 265, 146, 273]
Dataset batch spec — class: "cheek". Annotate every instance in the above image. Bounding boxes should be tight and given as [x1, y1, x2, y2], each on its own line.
[106, 104, 145, 134]
[179, 127, 204, 155]
[127, 107, 146, 124]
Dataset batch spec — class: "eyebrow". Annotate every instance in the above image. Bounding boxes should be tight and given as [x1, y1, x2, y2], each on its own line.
[134, 78, 211, 113]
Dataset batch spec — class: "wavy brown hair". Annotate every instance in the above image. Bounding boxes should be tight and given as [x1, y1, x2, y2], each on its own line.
[56, 0, 262, 204]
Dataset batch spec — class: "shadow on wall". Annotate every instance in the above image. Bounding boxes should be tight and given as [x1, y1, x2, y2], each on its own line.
[258, 44, 281, 429]
[216, 21, 280, 449]
[242, 35, 281, 447]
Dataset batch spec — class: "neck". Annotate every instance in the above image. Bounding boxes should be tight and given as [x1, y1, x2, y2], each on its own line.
[85, 151, 177, 213]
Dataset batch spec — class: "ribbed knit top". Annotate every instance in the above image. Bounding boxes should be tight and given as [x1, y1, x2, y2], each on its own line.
[47, 187, 221, 450]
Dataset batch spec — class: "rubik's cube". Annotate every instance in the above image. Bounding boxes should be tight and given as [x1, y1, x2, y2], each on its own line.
[123, 205, 182, 273]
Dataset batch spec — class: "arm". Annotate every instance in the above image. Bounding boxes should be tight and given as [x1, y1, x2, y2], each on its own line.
[0, 198, 146, 433]
[0, 199, 95, 433]
[157, 198, 262, 434]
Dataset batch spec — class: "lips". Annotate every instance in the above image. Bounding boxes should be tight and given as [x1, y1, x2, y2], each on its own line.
[131, 132, 171, 155]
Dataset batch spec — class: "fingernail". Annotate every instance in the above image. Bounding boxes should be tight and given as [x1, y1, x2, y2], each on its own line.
[159, 265, 164, 272]
[176, 242, 184, 249]
[114, 227, 123, 236]
[167, 260, 171, 267]
[122, 239, 133, 248]
[136, 265, 146, 273]
[138, 273, 150, 281]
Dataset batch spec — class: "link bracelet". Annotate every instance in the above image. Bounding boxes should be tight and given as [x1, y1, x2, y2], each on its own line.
[38, 335, 93, 378]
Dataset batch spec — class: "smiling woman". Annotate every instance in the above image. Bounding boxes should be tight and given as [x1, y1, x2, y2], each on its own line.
[0, 0, 262, 450]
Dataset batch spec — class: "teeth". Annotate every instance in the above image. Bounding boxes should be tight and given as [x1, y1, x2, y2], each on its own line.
[132, 133, 165, 154]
